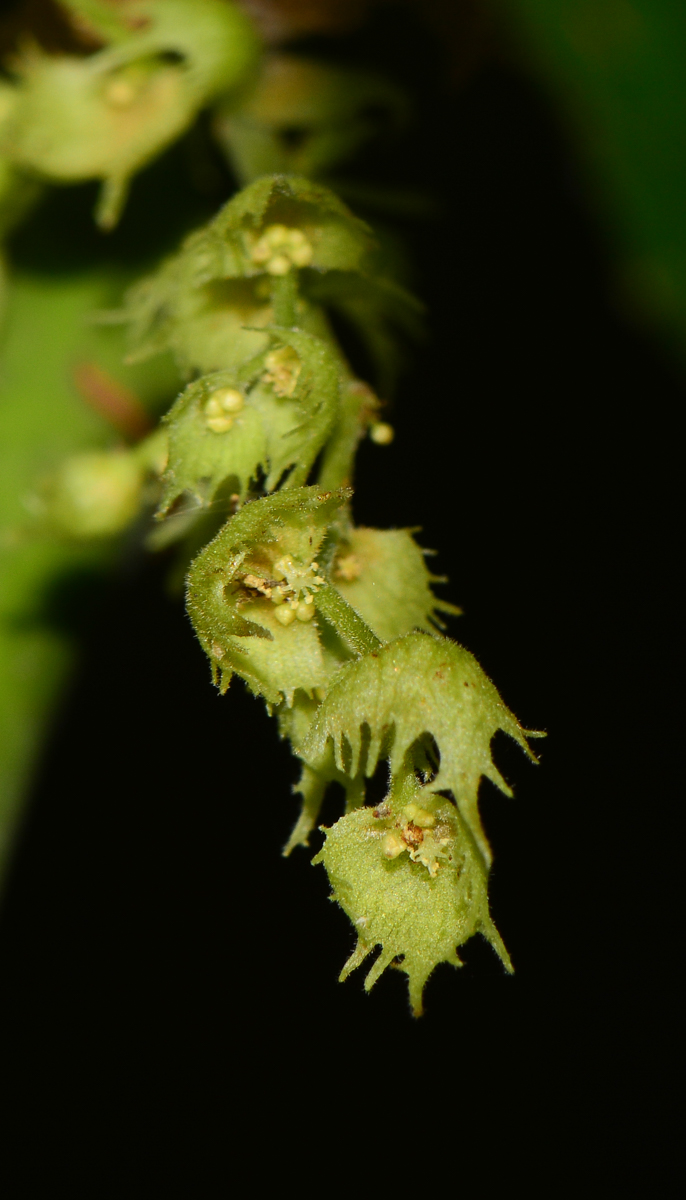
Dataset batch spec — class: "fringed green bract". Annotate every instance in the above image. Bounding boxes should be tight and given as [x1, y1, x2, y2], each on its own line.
[313, 795, 512, 1015]
[120, 174, 373, 370]
[303, 633, 538, 866]
[159, 328, 341, 511]
[331, 526, 460, 642]
[117, 172, 419, 394]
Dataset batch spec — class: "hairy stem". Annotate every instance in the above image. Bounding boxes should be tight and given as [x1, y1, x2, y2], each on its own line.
[271, 271, 298, 328]
[314, 583, 381, 657]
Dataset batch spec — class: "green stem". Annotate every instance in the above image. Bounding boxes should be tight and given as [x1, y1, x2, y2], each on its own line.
[270, 270, 298, 328]
[313, 584, 381, 657]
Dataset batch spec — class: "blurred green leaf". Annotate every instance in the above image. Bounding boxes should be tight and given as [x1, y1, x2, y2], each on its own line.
[0, 265, 178, 885]
[506, 0, 686, 352]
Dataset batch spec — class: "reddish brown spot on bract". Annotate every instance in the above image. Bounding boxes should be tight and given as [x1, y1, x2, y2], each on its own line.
[402, 822, 424, 849]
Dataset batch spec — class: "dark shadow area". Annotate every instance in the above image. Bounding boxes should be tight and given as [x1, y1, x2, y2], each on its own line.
[0, 1, 677, 1150]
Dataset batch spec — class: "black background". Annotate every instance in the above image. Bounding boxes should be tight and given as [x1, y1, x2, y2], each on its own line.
[0, 3, 678, 1166]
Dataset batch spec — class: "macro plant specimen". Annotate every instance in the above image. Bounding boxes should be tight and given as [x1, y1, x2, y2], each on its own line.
[0, 0, 550, 1016]
[110, 171, 546, 1013]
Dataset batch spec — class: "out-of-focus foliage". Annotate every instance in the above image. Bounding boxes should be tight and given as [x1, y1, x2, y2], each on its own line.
[118, 172, 421, 396]
[0, 0, 259, 227]
[118, 173, 374, 371]
[0, 265, 179, 878]
[214, 52, 407, 185]
[505, 0, 686, 352]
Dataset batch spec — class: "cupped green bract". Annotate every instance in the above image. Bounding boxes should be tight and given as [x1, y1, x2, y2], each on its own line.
[197, 172, 375, 277]
[303, 632, 538, 865]
[123, 272, 274, 377]
[119, 174, 375, 369]
[186, 485, 349, 704]
[333, 526, 459, 642]
[38, 450, 144, 538]
[159, 328, 341, 512]
[313, 798, 512, 1015]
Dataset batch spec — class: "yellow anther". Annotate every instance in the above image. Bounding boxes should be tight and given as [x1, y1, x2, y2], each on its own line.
[262, 224, 291, 252]
[295, 600, 315, 622]
[382, 831, 406, 860]
[263, 346, 301, 398]
[105, 78, 138, 108]
[403, 803, 436, 829]
[270, 587, 285, 605]
[274, 605, 296, 627]
[286, 229, 314, 267]
[211, 387, 244, 414]
[206, 414, 233, 433]
[250, 224, 313, 275]
[370, 422, 394, 445]
[205, 388, 244, 433]
[265, 254, 290, 276]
